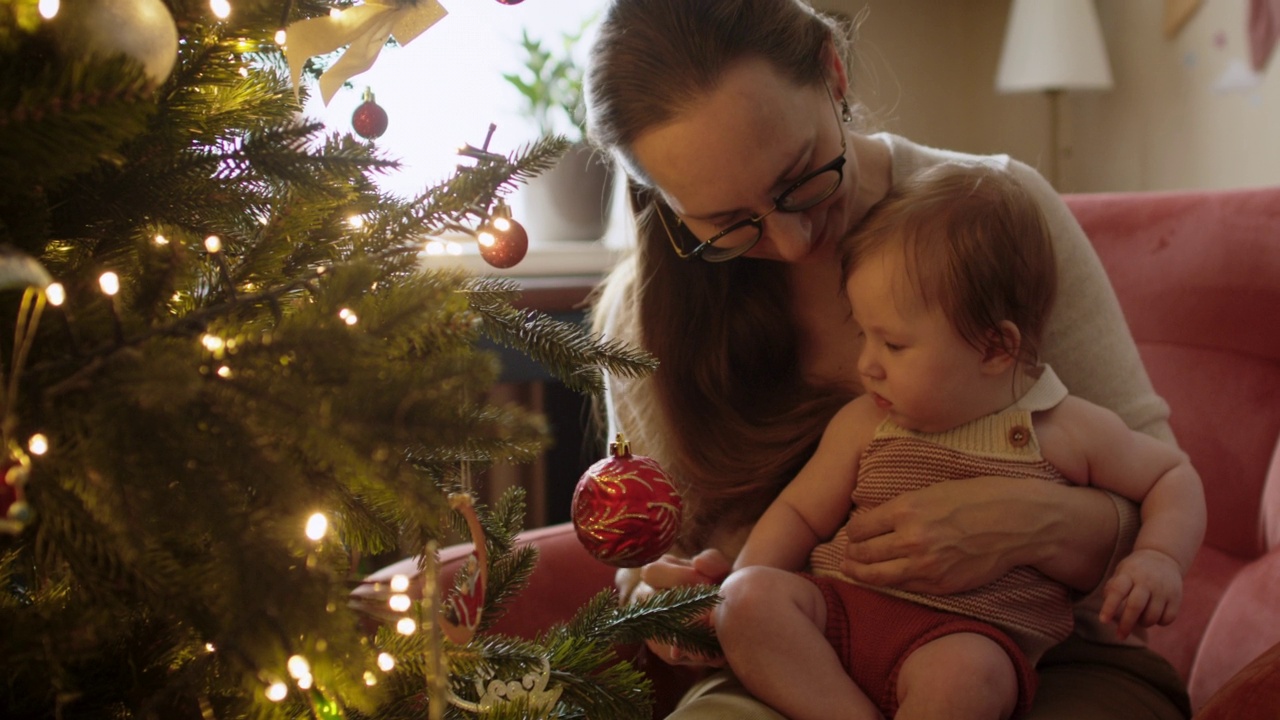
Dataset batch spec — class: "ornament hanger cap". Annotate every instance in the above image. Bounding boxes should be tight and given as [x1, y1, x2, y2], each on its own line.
[609, 433, 630, 458]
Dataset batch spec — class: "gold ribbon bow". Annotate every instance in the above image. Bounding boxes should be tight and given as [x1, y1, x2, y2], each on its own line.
[285, 0, 448, 106]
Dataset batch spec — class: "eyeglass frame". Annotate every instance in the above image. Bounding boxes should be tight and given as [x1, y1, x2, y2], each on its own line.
[654, 83, 849, 263]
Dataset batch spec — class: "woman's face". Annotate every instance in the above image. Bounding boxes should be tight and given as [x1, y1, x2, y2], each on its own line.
[631, 59, 854, 265]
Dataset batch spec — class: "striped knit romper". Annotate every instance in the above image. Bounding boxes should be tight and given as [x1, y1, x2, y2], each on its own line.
[805, 367, 1077, 717]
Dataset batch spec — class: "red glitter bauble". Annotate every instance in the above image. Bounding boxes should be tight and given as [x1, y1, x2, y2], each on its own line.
[478, 216, 529, 269]
[572, 435, 682, 568]
[352, 99, 389, 140]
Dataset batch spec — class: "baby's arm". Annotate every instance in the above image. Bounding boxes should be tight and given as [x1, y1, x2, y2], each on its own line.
[1040, 397, 1207, 638]
[734, 396, 880, 572]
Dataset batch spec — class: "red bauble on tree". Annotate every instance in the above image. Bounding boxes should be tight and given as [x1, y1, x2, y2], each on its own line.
[477, 201, 529, 268]
[572, 434, 682, 568]
[351, 88, 388, 140]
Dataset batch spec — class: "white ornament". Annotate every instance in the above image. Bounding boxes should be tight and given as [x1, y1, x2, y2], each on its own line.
[52, 0, 179, 86]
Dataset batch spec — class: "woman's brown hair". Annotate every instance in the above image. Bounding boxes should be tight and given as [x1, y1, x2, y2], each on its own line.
[585, 0, 857, 548]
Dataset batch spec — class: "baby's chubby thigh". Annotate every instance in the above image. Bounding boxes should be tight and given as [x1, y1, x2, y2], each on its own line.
[714, 566, 829, 654]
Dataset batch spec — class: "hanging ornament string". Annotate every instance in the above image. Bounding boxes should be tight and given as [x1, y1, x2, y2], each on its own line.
[284, 0, 449, 105]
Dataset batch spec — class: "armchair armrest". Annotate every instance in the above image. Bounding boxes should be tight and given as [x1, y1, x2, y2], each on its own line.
[1188, 546, 1280, 710]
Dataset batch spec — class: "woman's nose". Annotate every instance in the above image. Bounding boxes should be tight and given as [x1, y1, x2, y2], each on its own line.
[759, 212, 812, 262]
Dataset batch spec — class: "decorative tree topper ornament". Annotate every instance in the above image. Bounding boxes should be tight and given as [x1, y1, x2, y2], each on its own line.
[572, 434, 682, 567]
[50, 0, 179, 86]
[285, 0, 448, 105]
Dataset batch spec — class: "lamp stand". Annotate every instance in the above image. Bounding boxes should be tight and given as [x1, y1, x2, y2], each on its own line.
[1046, 88, 1062, 189]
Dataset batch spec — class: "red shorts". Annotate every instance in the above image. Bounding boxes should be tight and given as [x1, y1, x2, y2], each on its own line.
[808, 575, 1037, 718]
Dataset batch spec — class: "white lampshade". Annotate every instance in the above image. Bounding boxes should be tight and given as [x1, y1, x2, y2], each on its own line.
[996, 0, 1114, 93]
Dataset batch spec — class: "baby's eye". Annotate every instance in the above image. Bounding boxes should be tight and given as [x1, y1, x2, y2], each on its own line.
[884, 341, 904, 352]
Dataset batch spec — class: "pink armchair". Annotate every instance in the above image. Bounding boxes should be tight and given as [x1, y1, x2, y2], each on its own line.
[361, 185, 1280, 717]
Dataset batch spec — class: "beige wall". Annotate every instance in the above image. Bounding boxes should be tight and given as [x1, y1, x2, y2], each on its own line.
[818, 0, 1280, 192]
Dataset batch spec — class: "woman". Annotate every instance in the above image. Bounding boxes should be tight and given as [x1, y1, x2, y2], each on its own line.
[584, 1, 1190, 718]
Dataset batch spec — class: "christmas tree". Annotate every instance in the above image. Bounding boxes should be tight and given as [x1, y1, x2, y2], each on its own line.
[0, 1, 718, 718]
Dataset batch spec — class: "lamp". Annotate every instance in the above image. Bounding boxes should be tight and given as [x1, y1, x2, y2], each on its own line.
[996, 0, 1113, 188]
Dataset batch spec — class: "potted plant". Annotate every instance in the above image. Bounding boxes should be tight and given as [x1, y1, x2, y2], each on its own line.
[504, 24, 614, 242]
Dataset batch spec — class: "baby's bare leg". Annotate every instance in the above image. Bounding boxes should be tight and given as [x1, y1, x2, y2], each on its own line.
[895, 632, 1018, 720]
[715, 567, 882, 720]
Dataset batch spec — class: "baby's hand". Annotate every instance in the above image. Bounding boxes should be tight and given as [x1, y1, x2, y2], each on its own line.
[1099, 548, 1185, 639]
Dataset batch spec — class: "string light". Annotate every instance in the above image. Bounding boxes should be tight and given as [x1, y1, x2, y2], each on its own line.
[304, 512, 328, 541]
[274, 29, 287, 46]
[264, 681, 288, 702]
[338, 308, 358, 325]
[389, 574, 410, 593]
[204, 235, 222, 253]
[45, 283, 65, 307]
[363, 671, 378, 686]
[205, 643, 216, 652]
[37, 0, 58, 19]
[376, 653, 396, 672]
[216, 365, 232, 379]
[201, 334, 225, 352]
[287, 655, 310, 679]
[388, 594, 411, 612]
[395, 617, 416, 636]
[27, 434, 48, 456]
[347, 214, 365, 229]
[154, 234, 169, 246]
[210, 0, 231, 20]
[423, 240, 445, 256]
[98, 272, 119, 296]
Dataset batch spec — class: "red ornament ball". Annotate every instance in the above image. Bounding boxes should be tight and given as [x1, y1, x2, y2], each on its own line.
[352, 98, 389, 140]
[478, 216, 529, 269]
[572, 434, 682, 568]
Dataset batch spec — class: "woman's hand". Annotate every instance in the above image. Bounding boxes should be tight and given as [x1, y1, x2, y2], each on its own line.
[840, 476, 1119, 594]
[629, 549, 732, 667]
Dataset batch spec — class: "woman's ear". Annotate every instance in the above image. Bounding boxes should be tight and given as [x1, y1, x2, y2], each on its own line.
[822, 39, 849, 100]
[980, 320, 1022, 375]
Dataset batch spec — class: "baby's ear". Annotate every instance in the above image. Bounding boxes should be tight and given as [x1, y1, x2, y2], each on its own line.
[980, 321, 1022, 374]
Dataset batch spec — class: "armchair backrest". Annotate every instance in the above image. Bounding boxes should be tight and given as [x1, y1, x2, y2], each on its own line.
[1065, 187, 1280, 561]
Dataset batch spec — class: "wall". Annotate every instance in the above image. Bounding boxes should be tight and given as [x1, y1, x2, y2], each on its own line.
[818, 0, 1280, 192]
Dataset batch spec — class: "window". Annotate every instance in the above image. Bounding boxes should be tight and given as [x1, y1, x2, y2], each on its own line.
[303, 1, 600, 200]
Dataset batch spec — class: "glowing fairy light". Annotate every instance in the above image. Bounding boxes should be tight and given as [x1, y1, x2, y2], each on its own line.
[216, 365, 232, 379]
[395, 617, 416, 636]
[154, 234, 169, 246]
[265, 681, 288, 702]
[446, 241, 463, 256]
[287, 655, 310, 679]
[305, 512, 328, 541]
[274, 29, 287, 46]
[363, 671, 378, 686]
[338, 308, 358, 325]
[377, 653, 395, 672]
[38, 0, 58, 19]
[424, 240, 445, 256]
[493, 217, 512, 232]
[204, 235, 222, 253]
[45, 283, 65, 306]
[98, 272, 119, 296]
[388, 594, 411, 613]
[210, 0, 231, 19]
[296, 673, 313, 690]
[28, 434, 48, 456]
[389, 574, 410, 593]
[201, 334, 225, 352]
[347, 214, 365, 229]
[477, 230, 496, 248]
[205, 643, 216, 652]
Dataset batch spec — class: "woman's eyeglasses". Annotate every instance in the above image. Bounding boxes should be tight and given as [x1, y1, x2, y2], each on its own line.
[655, 88, 848, 263]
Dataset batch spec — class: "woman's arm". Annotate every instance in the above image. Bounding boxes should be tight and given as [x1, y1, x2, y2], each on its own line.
[841, 476, 1121, 594]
